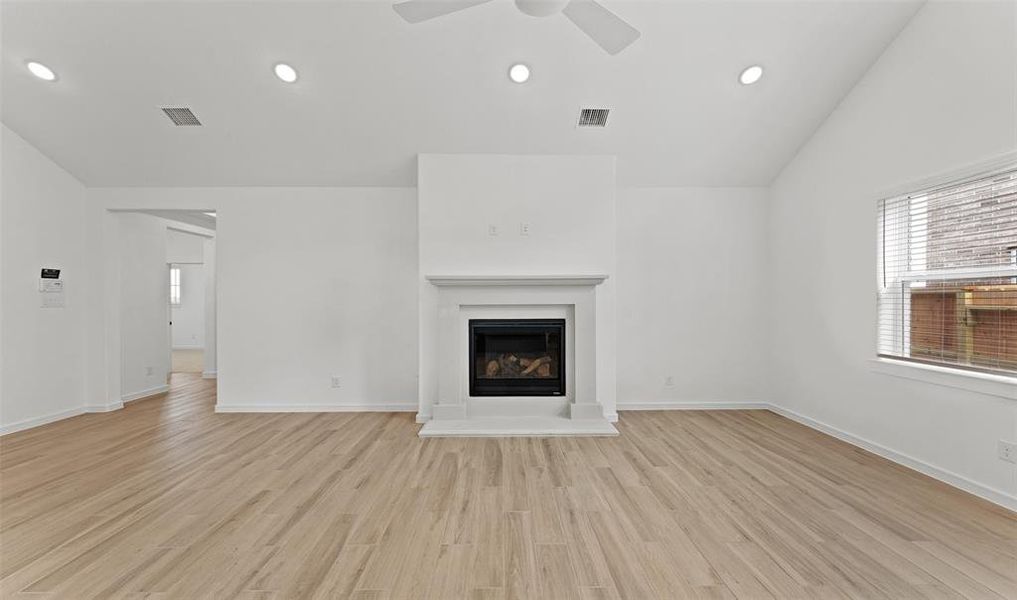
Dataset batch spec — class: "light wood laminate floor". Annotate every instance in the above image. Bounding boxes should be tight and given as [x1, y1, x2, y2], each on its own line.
[1, 373, 1014, 599]
[171, 349, 204, 374]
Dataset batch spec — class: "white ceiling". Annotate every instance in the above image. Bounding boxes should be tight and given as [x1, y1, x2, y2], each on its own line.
[1, 0, 922, 187]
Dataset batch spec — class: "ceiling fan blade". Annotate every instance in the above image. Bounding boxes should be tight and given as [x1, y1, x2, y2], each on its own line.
[393, 0, 495, 24]
[561, 0, 640, 55]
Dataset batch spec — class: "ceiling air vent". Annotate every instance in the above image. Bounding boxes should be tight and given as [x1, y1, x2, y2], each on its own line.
[577, 108, 610, 128]
[161, 107, 202, 126]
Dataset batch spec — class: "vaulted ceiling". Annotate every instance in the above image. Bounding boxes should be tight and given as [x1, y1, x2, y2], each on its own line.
[1, 0, 922, 187]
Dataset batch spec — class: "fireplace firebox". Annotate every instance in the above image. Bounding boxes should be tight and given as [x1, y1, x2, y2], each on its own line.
[469, 319, 566, 396]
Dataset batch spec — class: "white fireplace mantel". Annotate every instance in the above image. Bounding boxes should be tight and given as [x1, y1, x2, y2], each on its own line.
[425, 274, 609, 287]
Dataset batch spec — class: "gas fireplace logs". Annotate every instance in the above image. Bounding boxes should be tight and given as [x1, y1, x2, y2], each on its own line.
[483, 354, 555, 378]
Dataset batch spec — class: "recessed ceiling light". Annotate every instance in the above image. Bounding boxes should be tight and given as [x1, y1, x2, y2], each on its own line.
[27, 61, 56, 82]
[508, 63, 530, 84]
[274, 63, 298, 83]
[739, 65, 763, 85]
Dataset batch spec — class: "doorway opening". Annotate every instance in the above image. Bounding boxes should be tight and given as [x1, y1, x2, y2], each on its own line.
[169, 260, 206, 374]
[109, 209, 217, 406]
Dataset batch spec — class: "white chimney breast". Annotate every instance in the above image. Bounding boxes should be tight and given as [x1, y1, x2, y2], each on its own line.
[417, 154, 618, 433]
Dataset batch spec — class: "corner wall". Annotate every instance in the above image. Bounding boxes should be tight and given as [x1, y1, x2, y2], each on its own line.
[0, 125, 89, 433]
[617, 187, 769, 408]
[767, 0, 1017, 507]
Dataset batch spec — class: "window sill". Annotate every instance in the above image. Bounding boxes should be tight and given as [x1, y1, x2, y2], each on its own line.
[869, 358, 1016, 400]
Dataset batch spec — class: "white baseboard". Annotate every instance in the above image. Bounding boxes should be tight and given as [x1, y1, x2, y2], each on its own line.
[618, 401, 770, 411]
[767, 404, 1017, 513]
[172, 345, 204, 350]
[0, 407, 85, 436]
[215, 403, 417, 413]
[85, 402, 124, 413]
[122, 384, 170, 403]
[202, 370, 217, 379]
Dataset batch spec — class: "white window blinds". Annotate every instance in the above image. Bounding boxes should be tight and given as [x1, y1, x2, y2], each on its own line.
[877, 166, 1017, 375]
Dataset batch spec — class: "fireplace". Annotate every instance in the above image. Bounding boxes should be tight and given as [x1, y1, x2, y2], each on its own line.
[469, 319, 566, 396]
[419, 275, 614, 435]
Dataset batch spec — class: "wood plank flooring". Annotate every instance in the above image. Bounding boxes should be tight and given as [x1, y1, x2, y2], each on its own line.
[1, 373, 1015, 599]
[171, 349, 204, 374]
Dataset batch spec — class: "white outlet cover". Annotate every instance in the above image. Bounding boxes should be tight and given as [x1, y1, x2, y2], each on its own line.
[520, 222, 531, 236]
[999, 440, 1017, 464]
[488, 224, 499, 236]
[331, 376, 342, 388]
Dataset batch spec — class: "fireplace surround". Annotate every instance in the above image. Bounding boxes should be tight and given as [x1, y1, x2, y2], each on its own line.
[418, 274, 617, 436]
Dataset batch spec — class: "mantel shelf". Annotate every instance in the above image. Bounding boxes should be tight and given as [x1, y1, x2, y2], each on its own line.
[425, 274, 609, 287]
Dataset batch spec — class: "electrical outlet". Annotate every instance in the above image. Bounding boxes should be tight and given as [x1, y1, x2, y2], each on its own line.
[145, 366, 154, 376]
[520, 222, 531, 236]
[664, 375, 675, 388]
[488, 224, 499, 236]
[331, 375, 343, 389]
[999, 440, 1016, 464]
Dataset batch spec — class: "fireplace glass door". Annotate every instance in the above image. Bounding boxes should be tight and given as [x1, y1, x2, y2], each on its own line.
[469, 319, 566, 396]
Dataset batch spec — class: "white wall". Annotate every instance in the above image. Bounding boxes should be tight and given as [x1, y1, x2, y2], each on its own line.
[171, 263, 205, 349]
[219, 190, 416, 410]
[618, 187, 769, 407]
[117, 212, 171, 399]
[167, 228, 204, 263]
[89, 181, 772, 420]
[0, 125, 89, 433]
[768, 0, 1017, 507]
[418, 155, 616, 274]
[90, 179, 771, 421]
[88, 187, 419, 411]
[417, 154, 617, 418]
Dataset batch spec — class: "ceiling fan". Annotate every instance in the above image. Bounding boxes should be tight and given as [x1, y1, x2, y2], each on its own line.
[392, 0, 641, 55]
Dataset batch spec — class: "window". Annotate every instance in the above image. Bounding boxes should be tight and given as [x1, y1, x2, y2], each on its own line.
[877, 166, 1017, 376]
[169, 265, 181, 307]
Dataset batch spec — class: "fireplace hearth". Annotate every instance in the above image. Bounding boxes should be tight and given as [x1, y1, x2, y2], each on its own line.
[469, 319, 566, 396]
